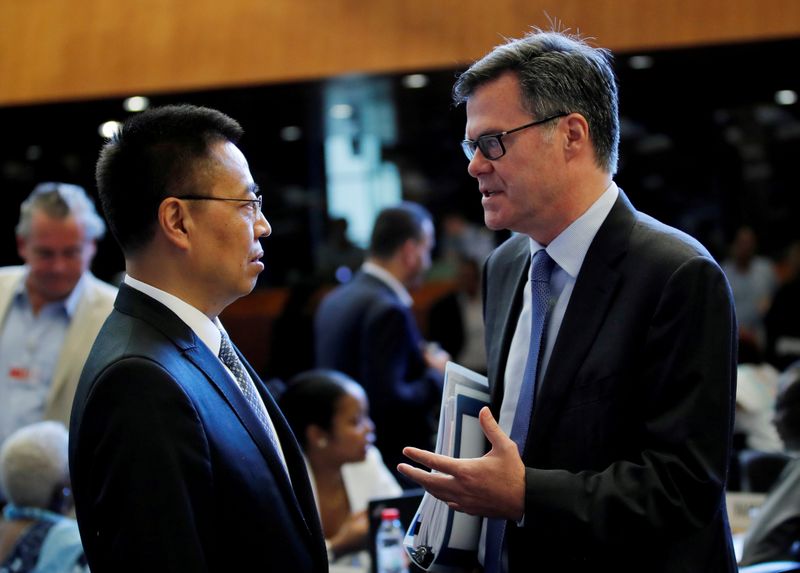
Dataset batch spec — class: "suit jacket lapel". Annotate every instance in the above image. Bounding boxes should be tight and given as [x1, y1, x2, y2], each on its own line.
[115, 285, 316, 536]
[240, 349, 320, 537]
[49, 278, 96, 411]
[486, 236, 530, 411]
[0, 271, 19, 325]
[526, 192, 636, 455]
[247, 358, 322, 535]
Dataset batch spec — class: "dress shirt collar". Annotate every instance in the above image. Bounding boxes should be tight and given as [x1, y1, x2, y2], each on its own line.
[13, 267, 87, 318]
[123, 274, 224, 355]
[529, 181, 619, 278]
[361, 261, 414, 307]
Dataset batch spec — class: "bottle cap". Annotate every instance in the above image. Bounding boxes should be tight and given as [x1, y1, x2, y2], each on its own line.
[381, 507, 400, 520]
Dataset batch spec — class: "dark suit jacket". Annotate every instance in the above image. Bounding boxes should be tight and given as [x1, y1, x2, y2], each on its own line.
[314, 272, 442, 472]
[69, 285, 328, 573]
[485, 191, 738, 572]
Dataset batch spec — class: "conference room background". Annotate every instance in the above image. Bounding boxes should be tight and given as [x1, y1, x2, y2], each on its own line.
[0, 37, 797, 286]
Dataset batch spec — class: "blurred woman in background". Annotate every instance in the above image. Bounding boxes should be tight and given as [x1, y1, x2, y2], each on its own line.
[280, 369, 402, 571]
[0, 421, 87, 573]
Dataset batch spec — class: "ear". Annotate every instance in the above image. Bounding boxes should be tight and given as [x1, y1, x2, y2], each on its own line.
[158, 197, 192, 251]
[84, 239, 97, 261]
[16, 235, 28, 262]
[399, 238, 419, 267]
[563, 113, 591, 161]
[306, 424, 329, 449]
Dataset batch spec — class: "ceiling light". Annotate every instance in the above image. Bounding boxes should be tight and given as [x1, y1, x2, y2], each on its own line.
[123, 96, 150, 112]
[775, 90, 798, 106]
[628, 55, 654, 70]
[401, 74, 429, 89]
[329, 104, 354, 119]
[280, 126, 302, 141]
[98, 120, 122, 139]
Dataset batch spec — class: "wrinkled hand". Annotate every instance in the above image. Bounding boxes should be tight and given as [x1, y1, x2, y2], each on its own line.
[329, 509, 369, 558]
[397, 407, 525, 520]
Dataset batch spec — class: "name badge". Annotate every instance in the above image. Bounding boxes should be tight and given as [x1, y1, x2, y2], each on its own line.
[8, 367, 32, 382]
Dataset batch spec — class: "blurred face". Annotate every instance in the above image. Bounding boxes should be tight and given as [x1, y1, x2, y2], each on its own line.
[732, 227, 757, 264]
[17, 211, 96, 305]
[326, 383, 375, 465]
[465, 72, 568, 241]
[405, 219, 435, 289]
[188, 141, 271, 313]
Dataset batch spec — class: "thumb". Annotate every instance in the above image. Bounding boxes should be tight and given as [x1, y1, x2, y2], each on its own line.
[479, 406, 508, 447]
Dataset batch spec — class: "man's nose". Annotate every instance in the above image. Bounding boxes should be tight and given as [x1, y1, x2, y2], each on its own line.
[256, 212, 271, 238]
[467, 149, 493, 178]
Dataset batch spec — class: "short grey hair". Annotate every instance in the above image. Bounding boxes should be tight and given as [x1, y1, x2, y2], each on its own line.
[16, 182, 107, 240]
[0, 421, 69, 509]
[453, 29, 619, 175]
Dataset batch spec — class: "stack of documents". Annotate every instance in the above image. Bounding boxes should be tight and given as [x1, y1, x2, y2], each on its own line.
[403, 362, 490, 572]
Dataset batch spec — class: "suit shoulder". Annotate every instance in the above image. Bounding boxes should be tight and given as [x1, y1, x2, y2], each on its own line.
[76, 317, 199, 422]
[0, 265, 25, 285]
[87, 310, 187, 370]
[629, 212, 717, 267]
[320, 274, 396, 311]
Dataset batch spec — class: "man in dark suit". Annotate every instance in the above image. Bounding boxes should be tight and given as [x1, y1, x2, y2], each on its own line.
[315, 202, 449, 478]
[399, 30, 738, 571]
[68, 105, 328, 572]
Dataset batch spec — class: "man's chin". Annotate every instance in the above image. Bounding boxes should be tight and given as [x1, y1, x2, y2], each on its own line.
[40, 285, 78, 302]
[482, 208, 503, 231]
[240, 277, 260, 297]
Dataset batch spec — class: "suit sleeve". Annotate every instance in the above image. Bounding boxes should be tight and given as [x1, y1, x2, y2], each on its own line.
[359, 303, 441, 412]
[78, 357, 214, 572]
[523, 255, 736, 546]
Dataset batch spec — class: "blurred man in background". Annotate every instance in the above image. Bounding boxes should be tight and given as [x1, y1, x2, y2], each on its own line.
[0, 182, 115, 448]
[315, 202, 449, 479]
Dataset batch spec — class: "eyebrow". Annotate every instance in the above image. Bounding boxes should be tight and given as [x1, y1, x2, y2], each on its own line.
[465, 127, 502, 141]
[247, 183, 261, 197]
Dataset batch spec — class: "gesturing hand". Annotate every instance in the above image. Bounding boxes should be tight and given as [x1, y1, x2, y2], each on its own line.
[397, 407, 525, 520]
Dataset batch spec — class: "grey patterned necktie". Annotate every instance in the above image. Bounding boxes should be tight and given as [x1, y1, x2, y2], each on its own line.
[218, 331, 284, 462]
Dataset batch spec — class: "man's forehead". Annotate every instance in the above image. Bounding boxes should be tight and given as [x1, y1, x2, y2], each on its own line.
[464, 74, 527, 134]
[27, 211, 87, 241]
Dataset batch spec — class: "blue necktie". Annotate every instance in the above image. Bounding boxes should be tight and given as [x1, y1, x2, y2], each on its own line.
[484, 249, 555, 573]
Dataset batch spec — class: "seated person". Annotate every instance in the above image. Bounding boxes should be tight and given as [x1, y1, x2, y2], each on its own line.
[280, 369, 402, 570]
[0, 421, 87, 573]
[740, 366, 800, 566]
[736, 338, 783, 453]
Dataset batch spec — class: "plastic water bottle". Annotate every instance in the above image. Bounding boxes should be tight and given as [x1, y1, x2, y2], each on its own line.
[375, 507, 409, 573]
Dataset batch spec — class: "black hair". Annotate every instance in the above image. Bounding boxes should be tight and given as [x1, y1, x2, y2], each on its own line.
[279, 369, 357, 449]
[368, 201, 432, 259]
[95, 104, 243, 255]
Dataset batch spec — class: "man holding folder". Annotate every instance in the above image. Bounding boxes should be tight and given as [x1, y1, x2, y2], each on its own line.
[399, 28, 737, 572]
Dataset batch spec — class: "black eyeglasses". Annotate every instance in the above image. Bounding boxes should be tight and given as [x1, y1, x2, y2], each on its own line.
[461, 112, 569, 161]
[175, 194, 263, 218]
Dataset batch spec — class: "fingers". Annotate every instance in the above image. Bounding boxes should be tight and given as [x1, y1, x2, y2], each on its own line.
[402, 446, 461, 475]
[479, 406, 509, 448]
[396, 462, 432, 486]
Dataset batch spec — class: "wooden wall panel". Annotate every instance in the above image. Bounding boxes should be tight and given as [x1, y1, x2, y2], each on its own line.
[1, 0, 799, 105]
